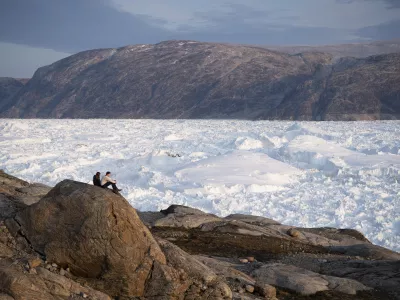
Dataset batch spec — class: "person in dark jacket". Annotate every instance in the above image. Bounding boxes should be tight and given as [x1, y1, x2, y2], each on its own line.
[93, 172, 102, 187]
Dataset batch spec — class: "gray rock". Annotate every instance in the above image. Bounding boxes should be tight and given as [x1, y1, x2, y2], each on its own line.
[154, 205, 221, 228]
[155, 213, 221, 229]
[161, 205, 208, 216]
[252, 263, 370, 296]
[15, 183, 51, 197]
[320, 259, 400, 295]
[329, 243, 400, 260]
[224, 214, 280, 226]
[0, 170, 28, 189]
[137, 211, 165, 227]
[194, 255, 255, 286]
[0, 194, 26, 221]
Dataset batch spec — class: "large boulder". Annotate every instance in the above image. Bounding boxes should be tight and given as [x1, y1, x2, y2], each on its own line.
[10, 180, 167, 298]
[155, 205, 221, 229]
[7, 180, 233, 299]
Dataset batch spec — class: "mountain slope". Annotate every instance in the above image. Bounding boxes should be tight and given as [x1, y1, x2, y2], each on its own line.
[265, 39, 400, 59]
[1, 41, 399, 120]
[0, 77, 25, 113]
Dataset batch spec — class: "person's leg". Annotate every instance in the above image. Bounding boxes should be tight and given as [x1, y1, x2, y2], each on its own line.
[102, 182, 112, 189]
[111, 183, 121, 191]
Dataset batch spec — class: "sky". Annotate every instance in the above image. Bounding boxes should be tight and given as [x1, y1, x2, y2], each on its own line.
[1, 0, 399, 77]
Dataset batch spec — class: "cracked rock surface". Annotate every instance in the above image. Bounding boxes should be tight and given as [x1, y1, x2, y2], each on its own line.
[1, 172, 399, 300]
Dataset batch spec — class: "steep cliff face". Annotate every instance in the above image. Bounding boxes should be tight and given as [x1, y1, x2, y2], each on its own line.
[268, 53, 400, 120]
[0, 77, 25, 113]
[1, 41, 399, 120]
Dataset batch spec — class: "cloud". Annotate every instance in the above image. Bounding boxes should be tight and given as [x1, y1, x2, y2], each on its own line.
[0, 0, 171, 52]
[0, 0, 399, 54]
[338, 0, 400, 8]
[357, 19, 400, 40]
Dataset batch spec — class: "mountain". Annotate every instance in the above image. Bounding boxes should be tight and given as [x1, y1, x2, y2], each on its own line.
[1, 40, 399, 120]
[0, 77, 25, 113]
[265, 39, 400, 59]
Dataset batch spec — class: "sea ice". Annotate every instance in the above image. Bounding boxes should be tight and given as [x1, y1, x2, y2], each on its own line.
[0, 119, 399, 251]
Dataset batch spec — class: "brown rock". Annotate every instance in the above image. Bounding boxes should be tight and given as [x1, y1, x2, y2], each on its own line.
[246, 256, 255, 262]
[0, 294, 14, 300]
[0, 243, 13, 258]
[28, 268, 37, 275]
[156, 239, 232, 299]
[11, 180, 166, 298]
[144, 261, 190, 299]
[28, 257, 42, 269]
[255, 283, 276, 299]
[245, 285, 254, 293]
[0, 260, 111, 300]
[287, 228, 301, 238]
[194, 255, 255, 287]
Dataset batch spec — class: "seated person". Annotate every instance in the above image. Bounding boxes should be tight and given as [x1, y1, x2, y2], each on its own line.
[93, 172, 102, 187]
[101, 171, 122, 191]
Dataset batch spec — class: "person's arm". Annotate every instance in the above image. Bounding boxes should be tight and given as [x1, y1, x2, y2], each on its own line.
[106, 176, 116, 184]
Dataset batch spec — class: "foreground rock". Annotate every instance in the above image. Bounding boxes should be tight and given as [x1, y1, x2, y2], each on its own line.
[252, 263, 370, 296]
[143, 204, 400, 299]
[10, 180, 167, 297]
[0, 220, 111, 300]
[5, 180, 231, 299]
[1, 173, 399, 299]
[0, 170, 51, 220]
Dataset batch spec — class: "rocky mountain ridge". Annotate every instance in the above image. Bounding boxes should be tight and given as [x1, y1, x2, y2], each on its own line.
[264, 39, 400, 59]
[0, 40, 399, 120]
[0, 170, 399, 299]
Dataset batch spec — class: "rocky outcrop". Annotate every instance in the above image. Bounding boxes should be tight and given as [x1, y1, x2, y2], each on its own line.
[144, 204, 400, 299]
[1, 173, 399, 300]
[9, 180, 167, 297]
[0, 220, 111, 300]
[252, 263, 370, 296]
[1, 40, 399, 120]
[0, 170, 51, 220]
[4, 179, 232, 299]
[266, 39, 400, 59]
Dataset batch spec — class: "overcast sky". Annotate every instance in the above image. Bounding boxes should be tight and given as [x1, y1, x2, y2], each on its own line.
[1, 0, 399, 77]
